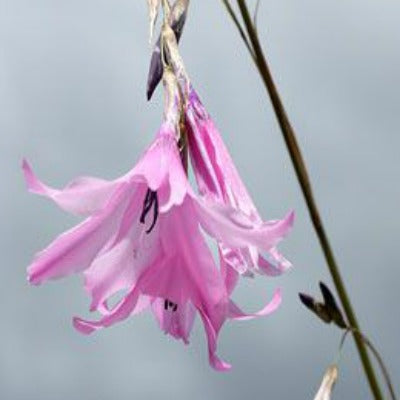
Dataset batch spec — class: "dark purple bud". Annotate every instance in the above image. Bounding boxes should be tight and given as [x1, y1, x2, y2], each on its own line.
[146, 0, 189, 100]
[299, 293, 315, 311]
[299, 292, 332, 324]
[319, 282, 348, 329]
[299, 282, 348, 329]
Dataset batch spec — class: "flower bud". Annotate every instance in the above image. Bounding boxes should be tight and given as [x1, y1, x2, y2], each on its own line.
[314, 365, 338, 400]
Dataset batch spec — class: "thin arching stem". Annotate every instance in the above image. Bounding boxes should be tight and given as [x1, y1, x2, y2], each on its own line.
[253, 0, 261, 32]
[161, 0, 171, 18]
[220, 0, 255, 60]
[223, 1, 387, 399]
[350, 329, 398, 400]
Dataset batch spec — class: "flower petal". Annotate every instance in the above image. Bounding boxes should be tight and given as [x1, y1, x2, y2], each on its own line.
[22, 159, 120, 216]
[186, 90, 294, 276]
[74, 251, 166, 334]
[186, 90, 260, 218]
[73, 283, 141, 335]
[139, 199, 230, 366]
[84, 219, 160, 312]
[228, 288, 282, 321]
[219, 247, 240, 295]
[28, 184, 132, 285]
[195, 197, 295, 253]
[98, 294, 152, 317]
[130, 128, 175, 190]
[159, 147, 189, 212]
[258, 247, 292, 276]
[142, 199, 227, 306]
[219, 245, 251, 276]
[130, 128, 189, 211]
[84, 238, 136, 312]
[198, 309, 231, 371]
[152, 299, 196, 344]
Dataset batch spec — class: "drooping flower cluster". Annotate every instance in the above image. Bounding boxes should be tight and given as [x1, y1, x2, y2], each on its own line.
[23, 1, 294, 370]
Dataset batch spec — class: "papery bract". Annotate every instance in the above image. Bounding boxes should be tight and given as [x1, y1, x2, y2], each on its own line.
[147, 0, 161, 44]
[147, 0, 190, 100]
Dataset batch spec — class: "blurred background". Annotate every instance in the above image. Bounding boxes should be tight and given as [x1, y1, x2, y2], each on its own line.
[1, 0, 399, 398]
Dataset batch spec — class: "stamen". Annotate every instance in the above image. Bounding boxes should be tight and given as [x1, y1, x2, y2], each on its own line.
[164, 299, 178, 312]
[140, 189, 159, 234]
[140, 189, 153, 223]
[146, 192, 158, 234]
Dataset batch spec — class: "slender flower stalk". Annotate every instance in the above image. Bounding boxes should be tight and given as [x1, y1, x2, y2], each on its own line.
[222, 0, 385, 398]
[147, 0, 190, 99]
[146, 0, 161, 43]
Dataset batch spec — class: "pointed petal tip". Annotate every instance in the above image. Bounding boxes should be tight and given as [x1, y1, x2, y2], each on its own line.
[21, 157, 29, 170]
[274, 209, 295, 241]
[27, 272, 39, 286]
[73, 317, 97, 335]
[21, 158, 35, 189]
[27, 265, 43, 286]
[229, 288, 282, 321]
[287, 210, 295, 227]
[89, 302, 98, 313]
[210, 356, 232, 372]
[21, 158, 47, 194]
[87, 294, 106, 314]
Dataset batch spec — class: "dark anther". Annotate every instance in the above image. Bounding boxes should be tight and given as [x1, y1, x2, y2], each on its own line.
[140, 189, 153, 224]
[164, 299, 178, 312]
[140, 189, 159, 234]
[146, 193, 158, 234]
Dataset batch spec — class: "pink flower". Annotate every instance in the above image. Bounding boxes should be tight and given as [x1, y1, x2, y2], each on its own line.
[23, 117, 293, 370]
[185, 88, 293, 278]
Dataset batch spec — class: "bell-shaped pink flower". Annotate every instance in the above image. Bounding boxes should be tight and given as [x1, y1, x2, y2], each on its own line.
[23, 115, 292, 370]
[185, 88, 293, 278]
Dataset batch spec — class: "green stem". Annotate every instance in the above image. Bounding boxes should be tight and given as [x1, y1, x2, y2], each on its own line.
[229, 1, 385, 399]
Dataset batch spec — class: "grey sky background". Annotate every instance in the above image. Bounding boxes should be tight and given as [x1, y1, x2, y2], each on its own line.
[1, 1, 399, 399]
